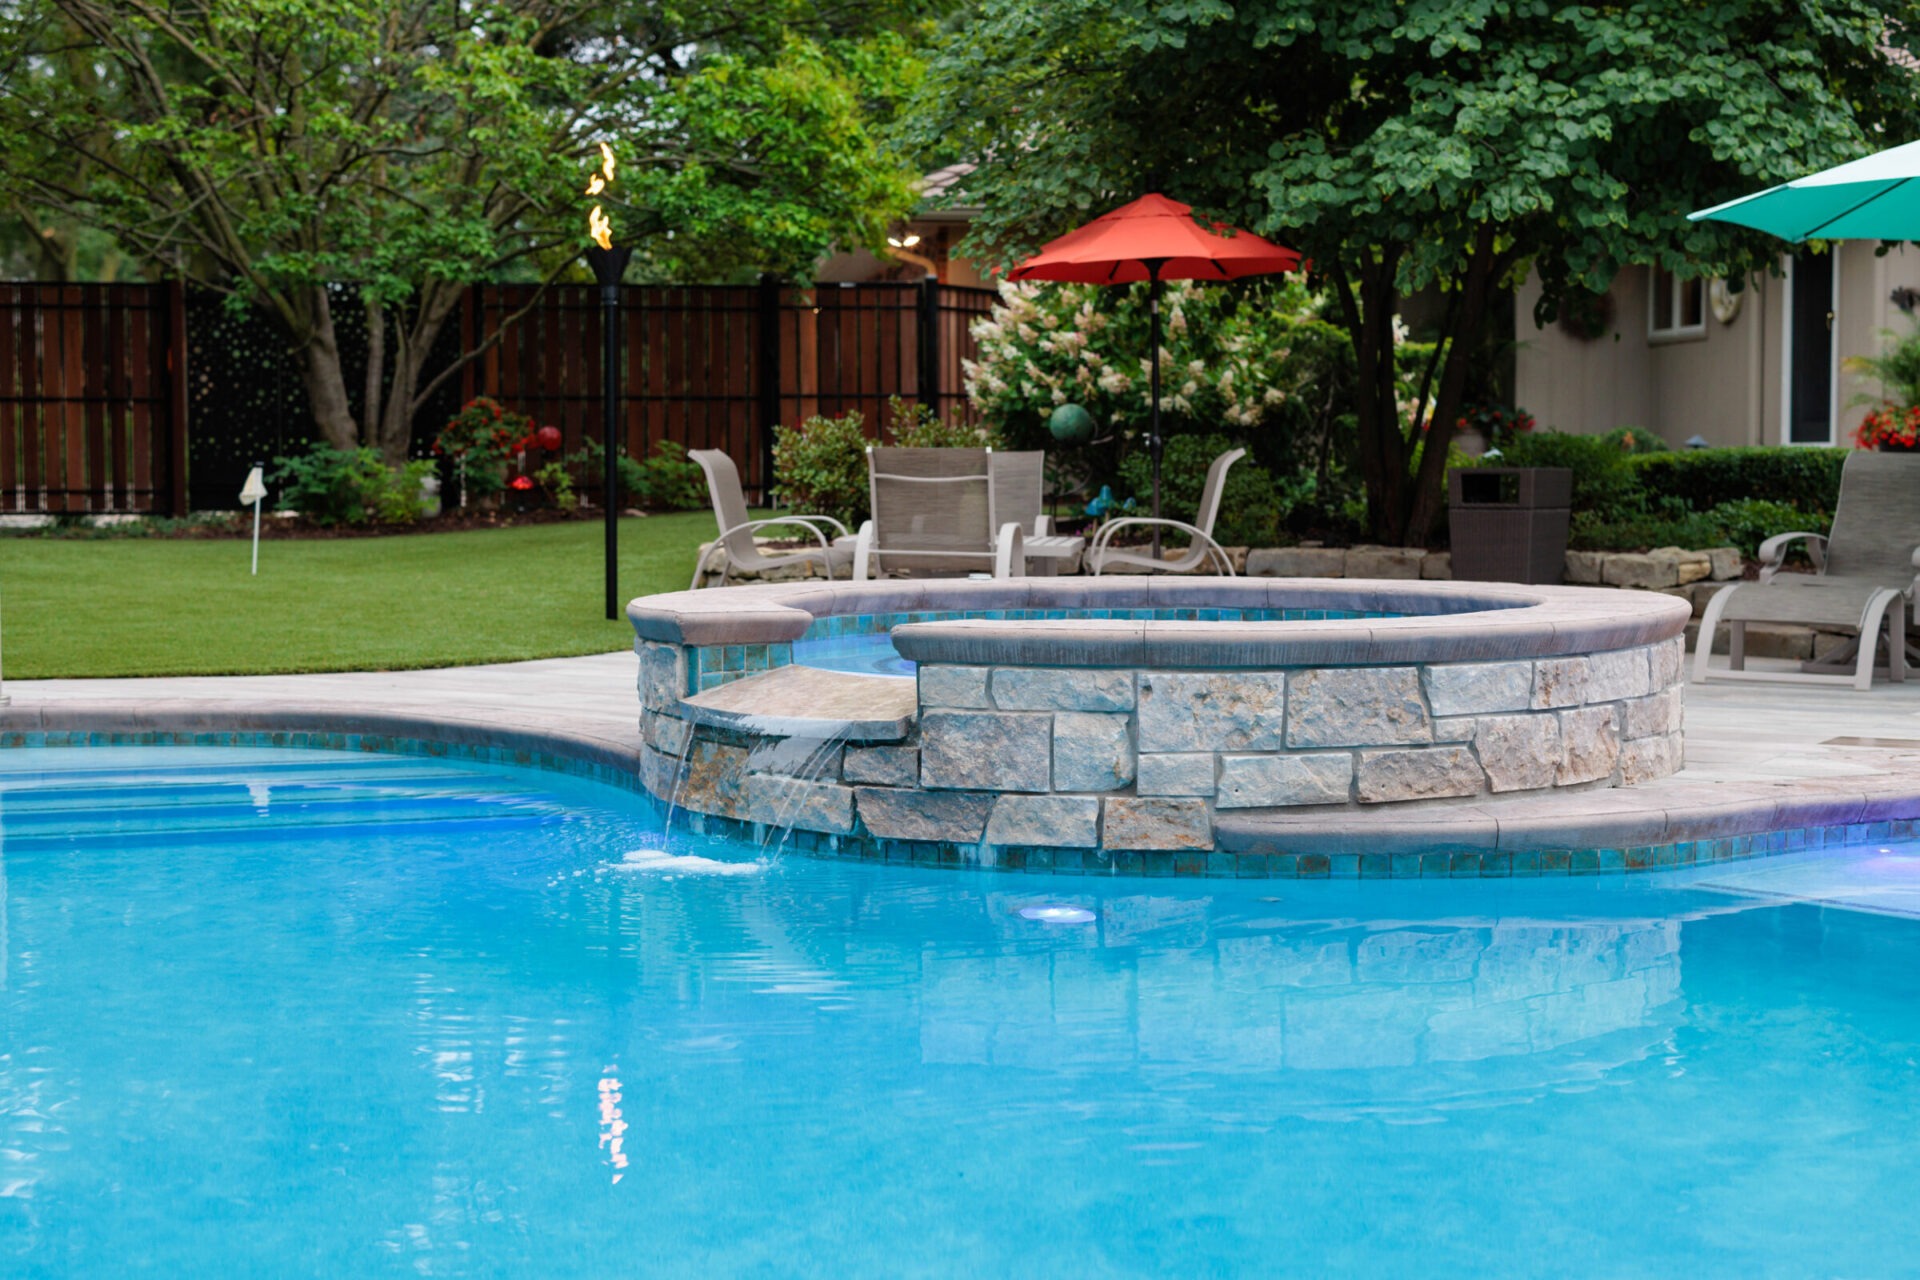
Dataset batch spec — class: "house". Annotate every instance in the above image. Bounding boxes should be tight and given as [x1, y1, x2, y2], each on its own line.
[815, 163, 991, 286]
[1514, 243, 1920, 448]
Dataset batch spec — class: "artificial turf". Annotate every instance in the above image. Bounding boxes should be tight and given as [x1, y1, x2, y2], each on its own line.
[2, 513, 714, 678]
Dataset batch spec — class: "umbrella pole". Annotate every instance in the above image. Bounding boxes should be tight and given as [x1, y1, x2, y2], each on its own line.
[1148, 265, 1163, 558]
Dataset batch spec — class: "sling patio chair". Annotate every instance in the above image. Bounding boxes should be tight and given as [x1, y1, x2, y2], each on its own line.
[1085, 447, 1245, 576]
[1692, 450, 1920, 690]
[852, 446, 1078, 580]
[687, 448, 852, 589]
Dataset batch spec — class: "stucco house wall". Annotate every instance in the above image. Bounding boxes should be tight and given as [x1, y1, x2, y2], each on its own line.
[1515, 243, 1920, 449]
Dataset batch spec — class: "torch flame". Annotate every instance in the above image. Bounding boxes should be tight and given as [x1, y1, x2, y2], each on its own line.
[598, 141, 616, 184]
[585, 173, 605, 196]
[588, 204, 613, 251]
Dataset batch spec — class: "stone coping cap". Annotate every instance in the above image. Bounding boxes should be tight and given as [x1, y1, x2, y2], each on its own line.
[626, 576, 1688, 666]
[677, 665, 915, 741]
[1214, 773, 1920, 857]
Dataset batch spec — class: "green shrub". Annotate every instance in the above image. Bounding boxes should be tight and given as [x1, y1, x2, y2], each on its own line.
[435, 397, 545, 502]
[886, 396, 995, 449]
[772, 410, 873, 528]
[1117, 434, 1310, 547]
[270, 437, 393, 521]
[1627, 447, 1846, 515]
[1602, 426, 1669, 454]
[1571, 497, 1823, 558]
[1480, 431, 1640, 522]
[565, 439, 707, 512]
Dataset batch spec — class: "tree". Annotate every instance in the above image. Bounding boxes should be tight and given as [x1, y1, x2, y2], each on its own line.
[0, 0, 923, 462]
[911, 0, 1920, 543]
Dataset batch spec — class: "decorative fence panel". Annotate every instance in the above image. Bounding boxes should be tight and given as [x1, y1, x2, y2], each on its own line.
[0, 282, 184, 514]
[0, 277, 996, 513]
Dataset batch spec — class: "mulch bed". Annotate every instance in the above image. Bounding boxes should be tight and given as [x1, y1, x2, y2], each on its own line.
[9, 504, 675, 541]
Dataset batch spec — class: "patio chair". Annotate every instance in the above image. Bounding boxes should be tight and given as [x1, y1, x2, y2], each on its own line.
[687, 448, 851, 589]
[852, 447, 1028, 580]
[977, 449, 1086, 575]
[1692, 450, 1920, 690]
[1085, 447, 1245, 576]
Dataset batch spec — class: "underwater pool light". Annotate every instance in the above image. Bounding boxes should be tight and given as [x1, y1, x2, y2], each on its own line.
[1018, 904, 1095, 924]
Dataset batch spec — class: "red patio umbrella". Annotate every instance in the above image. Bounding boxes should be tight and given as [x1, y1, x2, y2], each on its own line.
[1009, 193, 1301, 535]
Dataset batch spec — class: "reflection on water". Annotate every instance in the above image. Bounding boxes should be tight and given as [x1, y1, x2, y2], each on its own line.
[920, 905, 1683, 1081]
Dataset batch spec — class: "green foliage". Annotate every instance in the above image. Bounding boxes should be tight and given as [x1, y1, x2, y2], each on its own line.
[270, 442, 427, 526]
[886, 397, 994, 449]
[1627, 448, 1848, 516]
[1602, 427, 1670, 455]
[771, 411, 874, 529]
[912, 0, 1920, 542]
[565, 439, 707, 513]
[1572, 497, 1818, 559]
[0, 1, 926, 454]
[1115, 435, 1310, 549]
[627, 441, 708, 513]
[435, 398, 542, 502]
[1844, 321, 1920, 413]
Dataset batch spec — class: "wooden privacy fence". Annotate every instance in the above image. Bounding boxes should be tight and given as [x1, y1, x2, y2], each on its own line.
[464, 279, 998, 501]
[0, 278, 994, 514]
[0, 282, 187, 515]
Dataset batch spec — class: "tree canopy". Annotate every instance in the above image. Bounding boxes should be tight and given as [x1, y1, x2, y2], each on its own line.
[913, 0, 1920, 542]
[0, 0, 927, 459]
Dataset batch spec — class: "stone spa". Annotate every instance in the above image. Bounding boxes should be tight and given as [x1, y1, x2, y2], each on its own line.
[626, 578, 1691, 877]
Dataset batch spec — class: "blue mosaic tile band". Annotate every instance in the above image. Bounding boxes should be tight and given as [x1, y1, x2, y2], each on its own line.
[686, 606, 1401, 692]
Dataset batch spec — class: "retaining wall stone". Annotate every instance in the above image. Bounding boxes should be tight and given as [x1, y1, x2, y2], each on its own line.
[843, 745, 919, 787]
[1052, 711, 1135, 791]
[1136, 753, 1217, 796]
[1136, 672, 1288, 753]
[1216, 753, 1353, 808]
[855, 788, 994, 842]
[985, 794, 1101, 848]
[1102, 797, 1213, 850]
[993, 667, 1134, 712]
[920, 711, 1052, 792]
[1287, 667, 1432, 748]
[1355, 746, 1486, 802]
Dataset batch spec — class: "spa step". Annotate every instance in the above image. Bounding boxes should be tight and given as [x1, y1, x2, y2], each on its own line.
[679, 665, 915, 741]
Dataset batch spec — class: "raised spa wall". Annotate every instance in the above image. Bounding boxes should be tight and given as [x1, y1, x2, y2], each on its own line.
[628, 579, 1691, 874]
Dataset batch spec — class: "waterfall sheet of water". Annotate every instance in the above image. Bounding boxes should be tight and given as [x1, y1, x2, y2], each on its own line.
[660, 728, 698, 843]
[756, 728, 853, 863]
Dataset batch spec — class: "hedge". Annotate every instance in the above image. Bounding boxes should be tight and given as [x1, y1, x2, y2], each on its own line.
[1627, 447, 1847, 516]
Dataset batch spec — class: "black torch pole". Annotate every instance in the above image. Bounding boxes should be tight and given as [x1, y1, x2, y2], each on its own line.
[1146, 259, 1165, 558]
[586, 244, 632, 620]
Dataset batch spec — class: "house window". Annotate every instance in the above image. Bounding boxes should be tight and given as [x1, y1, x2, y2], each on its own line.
[1648, 266, 1706, 341]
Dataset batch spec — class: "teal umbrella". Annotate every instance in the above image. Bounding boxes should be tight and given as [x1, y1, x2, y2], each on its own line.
[1690, 138, 1920, 240]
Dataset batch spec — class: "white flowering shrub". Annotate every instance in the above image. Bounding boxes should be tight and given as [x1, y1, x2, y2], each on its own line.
[963, 277, 1327, 441]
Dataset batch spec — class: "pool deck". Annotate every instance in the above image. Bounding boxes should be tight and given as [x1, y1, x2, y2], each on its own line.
[7, 651, 1920, 858]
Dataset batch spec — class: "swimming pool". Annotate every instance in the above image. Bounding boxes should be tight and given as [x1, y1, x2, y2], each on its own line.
[6, 745, 1920, 1275]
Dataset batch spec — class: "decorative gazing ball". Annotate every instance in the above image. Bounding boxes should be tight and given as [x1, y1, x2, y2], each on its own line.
[1048, 402, 1095, 445]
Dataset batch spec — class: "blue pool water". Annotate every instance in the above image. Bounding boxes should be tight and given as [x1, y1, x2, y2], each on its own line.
[6, 746, 1920, 1275]
[792, 630, 915, 677]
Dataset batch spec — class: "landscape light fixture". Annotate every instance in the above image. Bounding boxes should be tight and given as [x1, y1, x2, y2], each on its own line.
[584, 142, 631, 620]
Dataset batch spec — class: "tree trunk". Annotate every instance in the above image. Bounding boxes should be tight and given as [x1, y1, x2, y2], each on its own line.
[292, 286, 360, 451]
[1404, 226, 1503, 543]
[372, 282, 465, 465]
[1331, 251, 1411, 545]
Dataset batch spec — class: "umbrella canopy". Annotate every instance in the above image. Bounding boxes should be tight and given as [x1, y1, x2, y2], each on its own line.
[1690, 138, 1920, 241]
[1009, 193, 1301, 283]
[1007, 194, 1299, 551]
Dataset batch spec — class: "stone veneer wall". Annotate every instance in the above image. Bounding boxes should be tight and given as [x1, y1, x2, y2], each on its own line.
[634, 634, 1686, 865]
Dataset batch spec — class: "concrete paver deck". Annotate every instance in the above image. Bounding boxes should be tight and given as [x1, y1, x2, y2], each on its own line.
[7, 650, 1920, 858]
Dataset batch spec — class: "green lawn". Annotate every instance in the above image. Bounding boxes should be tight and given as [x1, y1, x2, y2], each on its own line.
[3, 513, 715, 678]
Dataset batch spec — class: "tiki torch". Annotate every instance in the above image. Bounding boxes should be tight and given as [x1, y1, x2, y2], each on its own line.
[584, 143, 630, 621]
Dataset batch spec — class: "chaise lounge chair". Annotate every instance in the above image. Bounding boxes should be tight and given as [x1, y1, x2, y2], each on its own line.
[1085, 447, 1244, 576]
[687, 448, 851, 589]
[1692, 450, 1920, 690]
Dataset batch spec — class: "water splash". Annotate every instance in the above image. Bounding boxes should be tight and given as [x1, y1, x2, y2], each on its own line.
[659, 725, 698, 843]
[613, 848, 764, 877]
